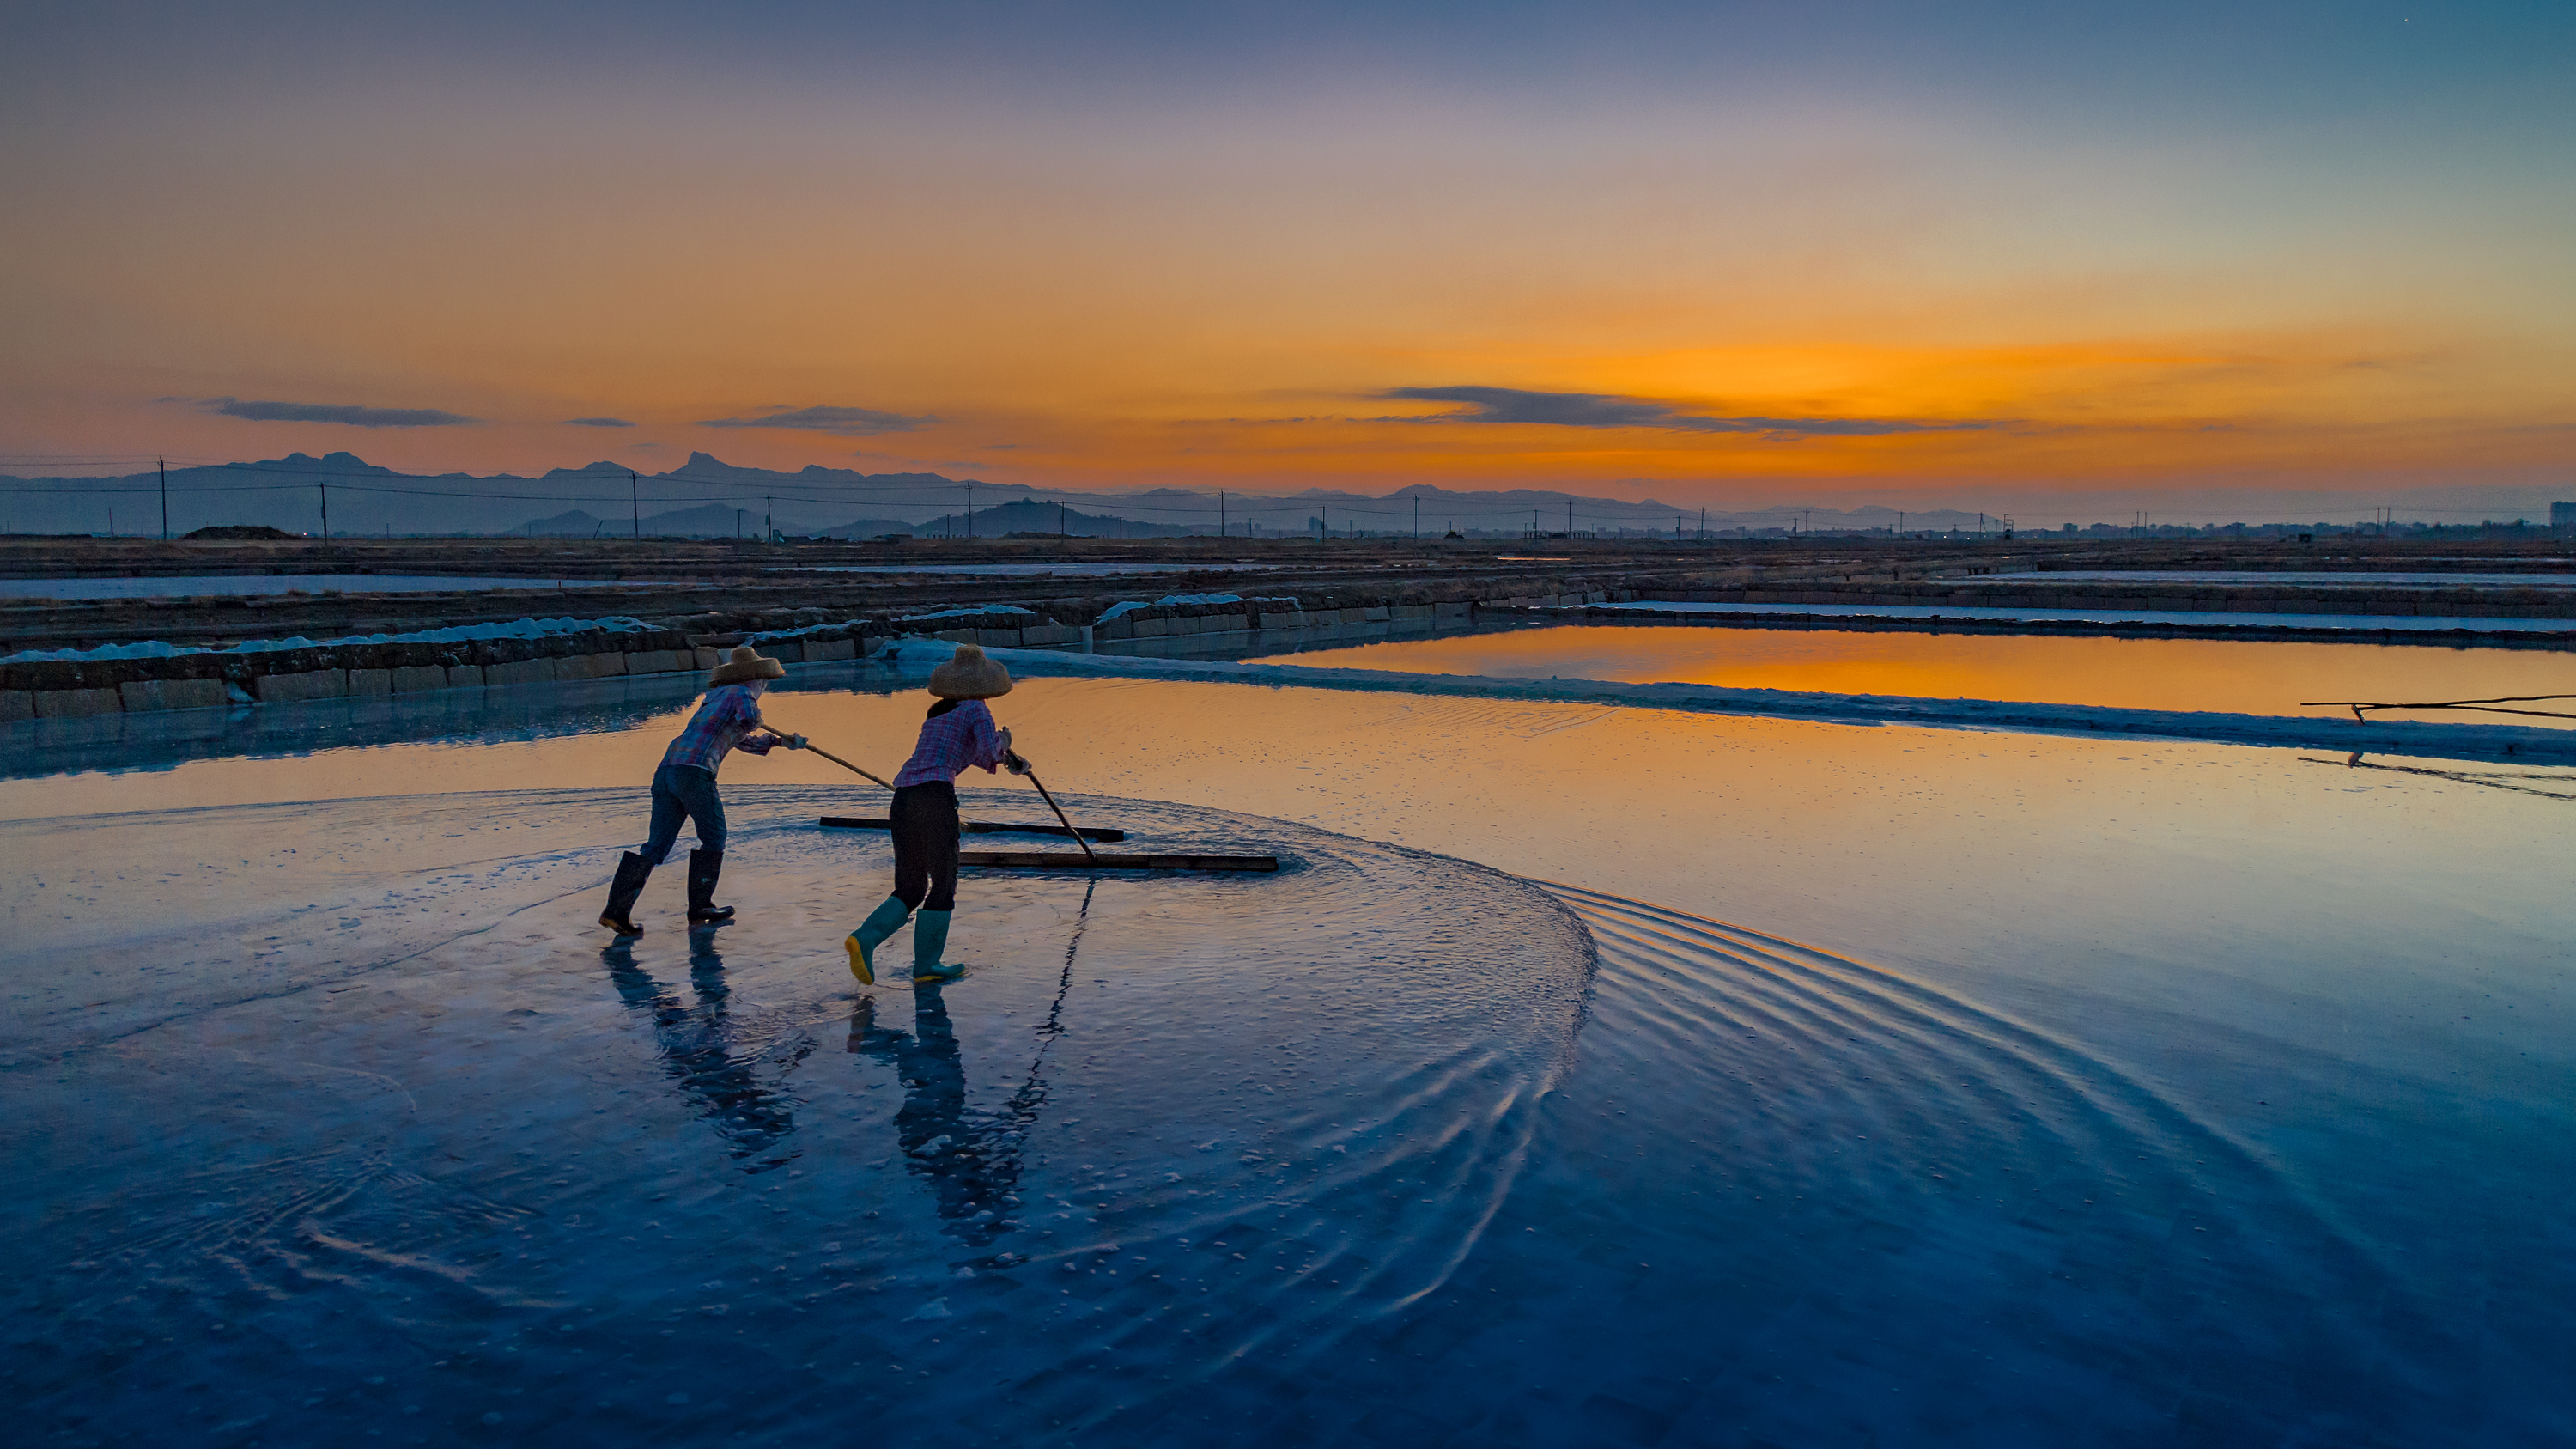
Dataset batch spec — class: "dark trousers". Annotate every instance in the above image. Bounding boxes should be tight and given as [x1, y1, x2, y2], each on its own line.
[641, 764, 726, 864]
[890, 782, 959, 912]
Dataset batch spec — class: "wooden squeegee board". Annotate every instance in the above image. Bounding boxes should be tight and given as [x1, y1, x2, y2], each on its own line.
[818, 817, 1128, 843]
[958, 850, 1280, 872]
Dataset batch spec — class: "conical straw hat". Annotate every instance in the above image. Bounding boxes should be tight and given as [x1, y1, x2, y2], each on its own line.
[708, 644, 785, 686]
[926, 642, 1012, 699]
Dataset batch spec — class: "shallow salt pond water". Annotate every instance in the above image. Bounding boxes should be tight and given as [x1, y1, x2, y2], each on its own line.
[3, 669, 2572, 1443]
[1253, 624, 2576, 728]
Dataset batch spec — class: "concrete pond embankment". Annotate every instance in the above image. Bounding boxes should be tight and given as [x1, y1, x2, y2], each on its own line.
[0, 588, 1633, 721]
[11, 533, 2576, 722]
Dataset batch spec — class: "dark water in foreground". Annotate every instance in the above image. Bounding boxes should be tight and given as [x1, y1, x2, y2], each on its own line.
[4, 671, 2573, 1445]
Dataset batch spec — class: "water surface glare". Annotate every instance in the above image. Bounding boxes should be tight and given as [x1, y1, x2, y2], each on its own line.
[1978, 569, 2576, 589]
[1255, 624, 2576, 727]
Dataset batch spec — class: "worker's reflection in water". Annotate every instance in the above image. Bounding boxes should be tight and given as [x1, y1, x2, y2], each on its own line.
[847, 880, 1091, 1254]
[602, 929, 811, 1172]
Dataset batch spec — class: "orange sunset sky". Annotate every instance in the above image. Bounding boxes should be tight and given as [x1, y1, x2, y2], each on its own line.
[3, 3, 2570, 519]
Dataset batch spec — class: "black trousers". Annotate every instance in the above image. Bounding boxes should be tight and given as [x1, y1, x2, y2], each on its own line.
[890, 782, 960, 912]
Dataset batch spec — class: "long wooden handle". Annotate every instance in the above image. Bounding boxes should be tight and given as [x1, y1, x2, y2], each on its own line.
[802, 742, 896, 791]
[1018, 763, 1098, 864]
[800, 736, 1085, 862]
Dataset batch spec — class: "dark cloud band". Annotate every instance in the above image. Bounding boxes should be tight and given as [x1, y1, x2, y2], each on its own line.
[562, 417, 636, 428]
[1382, 386, 2004, 439]
[204, 398, 476, 427]
[696, 405, 934, 436]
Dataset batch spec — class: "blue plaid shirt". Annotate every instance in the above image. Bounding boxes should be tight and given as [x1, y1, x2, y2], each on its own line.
[660, 685, 775, 774]
[893, 699, 1006, 787]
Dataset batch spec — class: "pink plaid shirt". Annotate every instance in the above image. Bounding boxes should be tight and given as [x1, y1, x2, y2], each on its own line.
[660, 684, 775, 774]
[893, 699, 1006, 787]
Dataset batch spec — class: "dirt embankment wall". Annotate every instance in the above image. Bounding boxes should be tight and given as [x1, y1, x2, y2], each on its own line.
[0, 575, 1645, 721]
[1656, 582, 2576, 619]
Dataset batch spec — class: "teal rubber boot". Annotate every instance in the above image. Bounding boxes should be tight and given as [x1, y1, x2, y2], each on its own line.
[913, 910, 961, 981]
[845, 895, 912, 985]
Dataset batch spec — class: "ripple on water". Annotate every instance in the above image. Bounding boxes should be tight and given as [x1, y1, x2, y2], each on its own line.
[1456, 886, 2504, 1446]
[2, 788, 1593, 1444]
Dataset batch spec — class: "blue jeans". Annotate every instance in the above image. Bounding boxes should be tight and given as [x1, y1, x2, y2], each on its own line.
[641, 764, 725, 864]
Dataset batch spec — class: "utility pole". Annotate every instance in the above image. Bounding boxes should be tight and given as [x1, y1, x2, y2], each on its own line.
[967, 483, 975, 539]
[765, 495, 774, 542]
[159, 456, 168, 539]
[1060, 500, 1067, 539]
[1567, 501, 1573, 537]
[320, 478, 331, 545]
[1699, 506, 1706, 540]
[629, 470, 640, 539]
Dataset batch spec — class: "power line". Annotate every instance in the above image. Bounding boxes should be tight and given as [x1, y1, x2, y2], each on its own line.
[1, 460, 2560, 533]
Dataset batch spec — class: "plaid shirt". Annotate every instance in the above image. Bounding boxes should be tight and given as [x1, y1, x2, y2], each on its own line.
[660, 684, 775, 774]
[893, 698, 1006, 787]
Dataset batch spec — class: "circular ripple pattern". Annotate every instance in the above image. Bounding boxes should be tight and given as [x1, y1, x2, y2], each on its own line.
[1, 786, 1594, 1446]
[1409, 885, 2533, 1448]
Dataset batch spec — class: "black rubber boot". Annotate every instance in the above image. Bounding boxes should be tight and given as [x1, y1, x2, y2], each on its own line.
[599, 851, 652, 936]
[687, 848, 734, 925]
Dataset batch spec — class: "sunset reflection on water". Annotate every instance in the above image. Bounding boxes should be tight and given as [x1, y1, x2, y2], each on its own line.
[4, 672, 2567, 1020]
[1254, 624, 2576, 727]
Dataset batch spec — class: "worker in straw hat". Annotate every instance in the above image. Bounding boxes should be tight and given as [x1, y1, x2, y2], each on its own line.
[599, 644, 806, 935]
[847, 642, 1024, 983]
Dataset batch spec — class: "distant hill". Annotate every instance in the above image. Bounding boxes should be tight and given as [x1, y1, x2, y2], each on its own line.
[514, 509, 610, 537]
[2, 447, 2038, 538]
[911, 497, 1198, 539]
[182, 524, 297, 540]
[0, 451, 1011, 538]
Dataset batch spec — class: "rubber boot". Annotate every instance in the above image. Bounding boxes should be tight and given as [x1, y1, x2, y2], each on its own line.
[845, 895, 912, 985]
[912, 910, 961, 982]
[599, 852, 652, 936]
[686, 848, 733, 924]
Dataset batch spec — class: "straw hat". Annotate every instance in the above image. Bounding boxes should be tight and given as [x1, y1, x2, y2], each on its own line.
[708, 644, 786, 686]
[927, 642, 1012, 699]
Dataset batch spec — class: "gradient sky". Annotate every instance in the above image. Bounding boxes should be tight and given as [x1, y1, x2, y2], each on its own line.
[3, 1, 2570, 518]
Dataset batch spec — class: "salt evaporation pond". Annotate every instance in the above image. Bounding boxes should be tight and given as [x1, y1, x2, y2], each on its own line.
[1976, 569, 2576, 589]
[1583, 597, 2576, 636]
[1255, 623, 2576, 728]
[5, 665, 2573, 1444]
[772, 563, 1276, 577]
